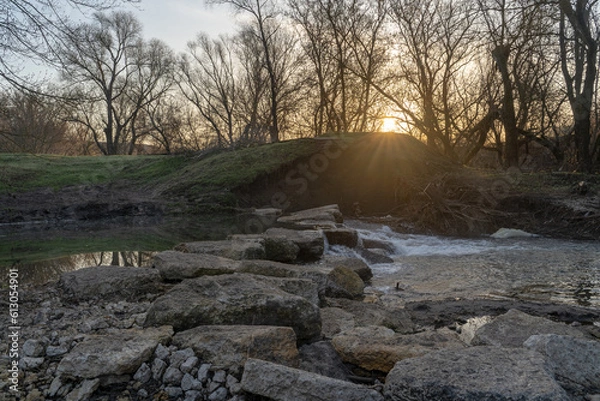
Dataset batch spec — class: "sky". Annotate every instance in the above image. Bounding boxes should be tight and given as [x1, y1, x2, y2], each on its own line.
[122, 0, 238, 53]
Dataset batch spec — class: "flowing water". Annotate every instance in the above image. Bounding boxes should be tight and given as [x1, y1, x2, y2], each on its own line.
[328, 220, 600, 308]
[3, 215, 600, 309]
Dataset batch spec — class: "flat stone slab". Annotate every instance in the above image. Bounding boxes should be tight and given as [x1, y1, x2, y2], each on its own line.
[277, 204, 344, 229]
[144, 273, 321, 342]
[384, 346, 570, 401]
[58, 266, 164, 301]
[241, 358, 384, 401]
[332, 326, 464, 372]
[472, 309, 588, 347]
[151, 251, 239, 281]
[57, 326, 173, 379]
[172, 325, 299, 371]
[238, 260, 364, 301]
[174, 238, 266, 260]
[524, 334, 600, 393]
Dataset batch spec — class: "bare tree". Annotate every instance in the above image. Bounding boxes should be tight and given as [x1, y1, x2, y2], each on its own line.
[0, 0, 135, 88]
[0, 89, 68, 153]
[558, 0, 599, 171]
[208, 0, 285, 142]
[58, 11, 174, 155]
[288, 0, 387, 135]
[179, 34, 240, 148]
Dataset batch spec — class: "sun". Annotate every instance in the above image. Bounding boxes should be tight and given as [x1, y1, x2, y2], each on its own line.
[380, 117, 398, 132]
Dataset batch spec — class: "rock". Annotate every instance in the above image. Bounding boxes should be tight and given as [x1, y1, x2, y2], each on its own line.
[151, 251, 239, 281]
[65, 379, 100, 401]
[524, 334, 600, 393]
[172, 325, 299, 371]
[323, 227, 359, 248]
[384, 346, 570, 401]
[358, 248, 394, 264]
[265, 228, 325, 261]
[197, 363, 211, 382]
[165, 386, 184, 398]
[57, 326, 173, 379]
[133, 362, 151, 384]
[181, 373, 201, 391]
[239, 260, 362, 301]
[324, 266, 364, 299]
[169, 348, 195, 369]
[180, 356, 199, 373]
[322, 298, 416, 337]
[23, 339, 45, 357]
[58, 266, 164, 301]
[162, 366, 184, 385]
[323, 255, 373, 282]
[361, 238, 396, 253]
[46, 345, 69, 358]
[241, 358, 384, 401]
[174, 238, 266, 260]
[299, 341, 352, 381]
[490, 227, 538, 238]
[152, 359, 168, 381]
[154, 343, 170, 361]
[20, 357, 45, 370]
[472, 309, 588, 347]
[145, 274, 321, 342]
[209, 387, 229, 401]
[277, 204, 344, 229]
[230, 233, 301, 263]
[332, 326, 465, 373]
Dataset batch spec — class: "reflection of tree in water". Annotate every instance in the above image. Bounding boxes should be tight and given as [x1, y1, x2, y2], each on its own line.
[3, 251, 156, 287]
[88, 251, 153, 267]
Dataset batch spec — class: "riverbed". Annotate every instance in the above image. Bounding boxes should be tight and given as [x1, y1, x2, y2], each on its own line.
[330, 221, 600, 308]
[3, 217, 600, 310]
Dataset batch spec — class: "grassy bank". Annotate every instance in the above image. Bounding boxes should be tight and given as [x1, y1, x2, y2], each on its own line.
[0, 137, 350, 198]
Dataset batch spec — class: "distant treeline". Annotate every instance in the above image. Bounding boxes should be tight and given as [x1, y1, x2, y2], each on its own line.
[1, 0, 600, 171]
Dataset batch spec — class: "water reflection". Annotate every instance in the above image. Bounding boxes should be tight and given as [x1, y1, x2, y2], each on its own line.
[0, 251, 155, 288]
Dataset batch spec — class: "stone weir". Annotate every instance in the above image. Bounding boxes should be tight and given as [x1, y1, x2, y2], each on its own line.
[3, 204, 600, 401]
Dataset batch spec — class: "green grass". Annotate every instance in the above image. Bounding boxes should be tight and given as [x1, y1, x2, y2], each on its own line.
[0, 137, 352, 198]
[0, 154, 187, 194]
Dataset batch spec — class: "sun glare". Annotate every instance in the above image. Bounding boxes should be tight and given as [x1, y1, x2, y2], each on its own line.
[381, 117, 398, 132]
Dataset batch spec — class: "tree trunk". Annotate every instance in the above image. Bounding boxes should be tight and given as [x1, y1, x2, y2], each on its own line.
[492, 44, 519, 168]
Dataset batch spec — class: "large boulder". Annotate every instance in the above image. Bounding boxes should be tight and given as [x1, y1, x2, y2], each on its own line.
[264, 228, 325, 261]
[472, 309, 588, 347]
[57, 326, 173, 379]
[174, 238, 265, 260]
[321, 298, 416, 338]
[332, 326, 464, 373]
[323, 227, 359, 248]
[238, 260, 364, 301]
[241, 358, 384, 401]
[144, 274, 321, 342]
[151, 251, 239, 281]
[277, 204, 344, 230]
[322, 255, 373, 282]
[524, 334, 600, 394]
[58, 266, 164, 301]
[230, 233, 300, 263]
[298, 341, 353, 381]
[384, 346, 570, 401]
[172, 325, 299, 371]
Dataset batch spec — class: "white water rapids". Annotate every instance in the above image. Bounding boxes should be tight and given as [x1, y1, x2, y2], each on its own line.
[326, 220, 600, 308]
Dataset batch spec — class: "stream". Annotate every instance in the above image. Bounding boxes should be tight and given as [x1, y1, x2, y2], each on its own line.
[329, 221, 600, 308]
[2, 217, 599, 309]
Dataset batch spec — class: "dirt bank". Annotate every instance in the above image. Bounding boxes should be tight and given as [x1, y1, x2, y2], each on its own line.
[1, 133, 599, 239]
